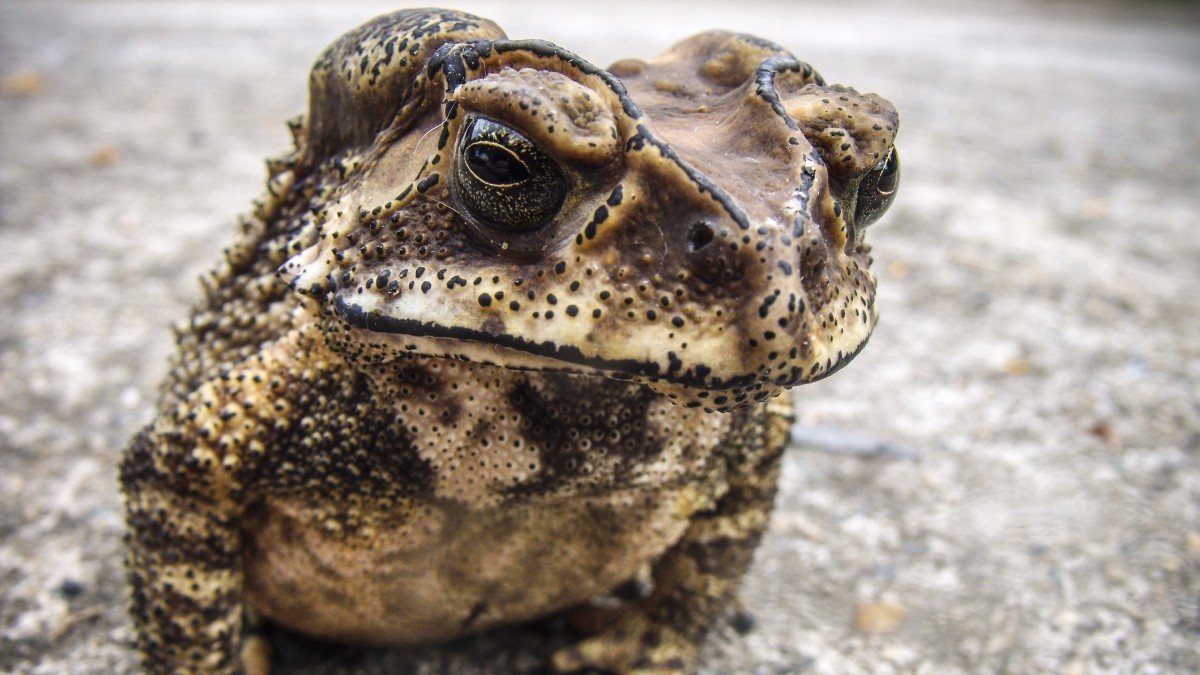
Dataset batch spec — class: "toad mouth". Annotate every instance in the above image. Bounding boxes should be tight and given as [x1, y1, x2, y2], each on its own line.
[334, 295, 863, 397]
[335, 295, 742, 388]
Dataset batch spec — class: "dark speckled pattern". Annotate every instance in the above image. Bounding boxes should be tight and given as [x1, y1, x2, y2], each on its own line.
[120, 8, 898, 674]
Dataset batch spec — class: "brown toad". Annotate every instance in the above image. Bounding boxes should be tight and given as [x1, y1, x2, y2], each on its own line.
[120, 8, 899, 674]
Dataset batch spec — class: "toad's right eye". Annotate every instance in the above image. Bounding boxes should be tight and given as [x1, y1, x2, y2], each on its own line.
[455, 117, 568, 233]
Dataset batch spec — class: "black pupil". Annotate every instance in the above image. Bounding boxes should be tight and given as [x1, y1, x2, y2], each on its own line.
[465, 143, 529, 185]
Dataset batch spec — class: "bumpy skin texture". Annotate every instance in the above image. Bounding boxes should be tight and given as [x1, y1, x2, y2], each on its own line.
[120, 8, 899, 674]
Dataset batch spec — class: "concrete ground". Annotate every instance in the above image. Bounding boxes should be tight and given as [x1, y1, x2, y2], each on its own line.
[2, 0, 1198, 673]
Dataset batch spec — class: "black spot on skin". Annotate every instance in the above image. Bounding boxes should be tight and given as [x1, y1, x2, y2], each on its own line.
[417, 173, 440, 193]
[606, 184, 624, 207]
[757, 293, 779, 318]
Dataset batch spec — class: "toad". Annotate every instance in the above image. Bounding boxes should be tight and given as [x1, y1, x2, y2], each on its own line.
[120, 8, 899, 673]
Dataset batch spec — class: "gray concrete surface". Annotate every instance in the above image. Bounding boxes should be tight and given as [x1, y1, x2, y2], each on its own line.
[2, 0, 1198, 673]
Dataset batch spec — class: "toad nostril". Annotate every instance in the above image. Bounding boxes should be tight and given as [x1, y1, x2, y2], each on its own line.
[687, 222, 714, 251]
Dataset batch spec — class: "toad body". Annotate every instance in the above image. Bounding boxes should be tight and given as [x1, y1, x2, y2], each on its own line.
[120, 8, 900, 674]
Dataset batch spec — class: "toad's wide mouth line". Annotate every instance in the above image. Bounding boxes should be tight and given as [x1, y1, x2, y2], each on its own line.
[334, 295, 761, 392]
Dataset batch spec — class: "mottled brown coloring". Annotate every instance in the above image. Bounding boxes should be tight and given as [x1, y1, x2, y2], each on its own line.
[120, 8, 899, 674]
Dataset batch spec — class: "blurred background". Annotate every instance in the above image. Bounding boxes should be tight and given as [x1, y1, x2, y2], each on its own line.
[1, 1, 1198, 672]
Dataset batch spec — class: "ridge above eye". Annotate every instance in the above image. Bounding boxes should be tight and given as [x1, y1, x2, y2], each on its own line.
[454, 117, 568, 233]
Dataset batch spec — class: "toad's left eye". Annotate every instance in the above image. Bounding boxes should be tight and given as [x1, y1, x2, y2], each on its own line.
[455, 117, 568, 233]
[853, 147, 901, 229]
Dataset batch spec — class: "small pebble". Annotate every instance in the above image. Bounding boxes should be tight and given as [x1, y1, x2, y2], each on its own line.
[58, 579, 84, 600]
[1186, 531, 1200, 561]
[856, 601, 904, 634]
[0, 70, 45, 95]
[730, 610, 756, 635]
[90, 146, 120, 167]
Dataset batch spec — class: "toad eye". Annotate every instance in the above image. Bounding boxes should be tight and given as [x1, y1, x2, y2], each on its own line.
[853, 147, 901, 229]
[455, 117, 568, 233]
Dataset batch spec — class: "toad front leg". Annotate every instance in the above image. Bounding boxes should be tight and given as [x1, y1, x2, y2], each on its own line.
[122, 423, 246, 673]
[120, 328, 335, 674]
[553, 396, 793, 674]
